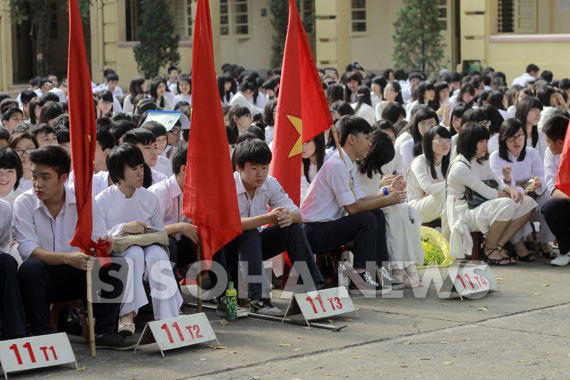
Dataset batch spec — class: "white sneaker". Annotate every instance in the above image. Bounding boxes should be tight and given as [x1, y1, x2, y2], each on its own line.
[551, 254, 570, 267]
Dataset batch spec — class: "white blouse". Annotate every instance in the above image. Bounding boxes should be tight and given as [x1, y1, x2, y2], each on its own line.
[489, 147, 546, 196]
[406, 155, 445, 202]
[447, 154, 507, 200]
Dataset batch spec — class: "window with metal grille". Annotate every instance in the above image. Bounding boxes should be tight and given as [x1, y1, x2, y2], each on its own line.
[175, 0, 193, 40]
[351, 0, 366, 33]
[220, 0, 249, 37]
[498, 0, 536, 34]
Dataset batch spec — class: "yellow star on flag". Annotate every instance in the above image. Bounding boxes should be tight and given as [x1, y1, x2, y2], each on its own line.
[287, 114, 302, 158]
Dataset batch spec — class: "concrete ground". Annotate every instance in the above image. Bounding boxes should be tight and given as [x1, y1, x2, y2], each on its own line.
[6, 255, 570, 380]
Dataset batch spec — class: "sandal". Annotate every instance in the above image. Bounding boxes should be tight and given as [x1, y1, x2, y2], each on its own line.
[118, 322, 135, 337]
[483, 246, 512, 266]
[515, 252, 536, 262]
[542, 250, 557, 260]
[497, 245, 517, 264]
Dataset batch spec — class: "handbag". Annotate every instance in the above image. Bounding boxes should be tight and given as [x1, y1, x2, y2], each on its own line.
[113, 227, 170, 254]
[461, 179, 499, 209]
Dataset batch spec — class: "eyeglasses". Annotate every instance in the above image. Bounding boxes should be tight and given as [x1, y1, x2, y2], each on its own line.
[169, 129, 181, 135]
[15, 148, 34, 156]
[433, 139, 451, 145]
[419, 121, 437, 128]
[385, 88, 396, 93]
[506, 134, 525, 143]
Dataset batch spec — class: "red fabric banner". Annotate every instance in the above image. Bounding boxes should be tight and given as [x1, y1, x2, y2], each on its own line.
[182, 0, 242, 266]
[555, 119, 570, 197]
[269, 0, 334, 206]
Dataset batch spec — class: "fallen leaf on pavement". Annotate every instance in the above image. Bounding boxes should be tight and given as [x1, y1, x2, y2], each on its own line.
[496, 277, 506, 281]
[441, 341, 449, 344]
[328, 319, 334, 323]
[75, 367, 86, 372]
[213, 346, 227, 350]
[404, 342, 412, 345]
[517, 360, 526, 363]
[372, 354, 379, 356]
[293, 348, 302, 351]
[443, 362, 453, 365]
[230, 350, 238, 354]
[194, 350, 202, 352]
[303, 327, 313, 330]
[478, 307, 488, 311]
[324, 373, 335, 376]
[353, 356, 364, 359]
[533, 292, 541, 296]
[441, 303, 450, 306]
[220, 319, 229, 325]
[542, 284, 550, 287]
[278, 344, 292, 346]
[252, 376, 261, 380]
[297, 336, 303, 339]
[343, 318, 353, 322]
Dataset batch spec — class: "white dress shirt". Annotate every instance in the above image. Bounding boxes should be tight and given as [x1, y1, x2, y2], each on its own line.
[13, 186, 106, 261]
[1, 188, 24, 206]
[149, 175, 191, 240]
[234, 172, 299, 231]
[154, 156, 173, 177]
[151, 168, 168, 185]
[543, 147, 560, 195]
[489, 147, 546, 195]
[230, 92, 263, 115]
[512, 73, 535, 87]
[172, 93, 192, 107]
[406, 154, 445, 202]
[0, 199, 12, 253]
[95, 185, 164, 237]
[352, 103, 376, 127]
[301, 149, 365, 223]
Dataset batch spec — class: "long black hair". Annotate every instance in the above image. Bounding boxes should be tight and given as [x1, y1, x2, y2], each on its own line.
[354, 85, 372, 113]
[411, 106, 438, 157]
[302, 133, 326, 183]
[456, 122, 490, 162]
[515, 96, 542, 149]
[358, 129, 395, 178]
[423, 125, 451, 180]
[498, 118, 527, 162]
[344, 71, 362, 103]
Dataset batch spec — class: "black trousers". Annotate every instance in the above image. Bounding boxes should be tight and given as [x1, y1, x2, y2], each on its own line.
[224, 224, 324, 300]
[542, 198, 570, 255]
[303, 208, 389, 268]
[18, 258, 122, 336]
[0, 253, 27, 339]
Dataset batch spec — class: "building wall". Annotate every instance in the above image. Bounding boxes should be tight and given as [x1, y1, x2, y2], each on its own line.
[0, 11, 13, 92]
[219, 0, 272, 71]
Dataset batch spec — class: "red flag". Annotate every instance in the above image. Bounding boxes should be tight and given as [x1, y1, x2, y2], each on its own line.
[67, 0, 110, 265]
[182, 0, 242, 266]
[555, 119, 570, 196]
[269, 0, 334, 206]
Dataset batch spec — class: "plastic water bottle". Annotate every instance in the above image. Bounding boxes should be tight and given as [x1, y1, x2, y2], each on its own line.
[226, 282, 237, 321]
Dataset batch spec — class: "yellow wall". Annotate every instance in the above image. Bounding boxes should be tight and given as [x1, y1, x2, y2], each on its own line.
[0, 11, 12, 92]
[220, 0, 272, 71]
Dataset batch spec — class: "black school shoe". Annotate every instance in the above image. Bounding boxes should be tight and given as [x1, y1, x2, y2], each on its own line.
[96, 332, 137, 351]
[348, 271, 392, 296]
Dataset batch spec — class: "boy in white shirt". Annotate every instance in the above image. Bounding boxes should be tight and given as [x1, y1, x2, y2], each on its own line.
[541, 115, 570, 266]
[227, 139, 323, 316]
[14, 145, 133, 349]
[0, 199, 27, 339]
[301, 116, 406, 296]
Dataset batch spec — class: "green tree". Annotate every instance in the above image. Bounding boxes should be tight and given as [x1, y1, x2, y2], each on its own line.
[267, 0, 289, 69]
[7, 0, 91, 76]
[133, 0, 180, 79]
[392, 0, 446, 75]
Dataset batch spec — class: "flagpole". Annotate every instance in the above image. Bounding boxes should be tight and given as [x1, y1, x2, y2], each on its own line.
[86, 269, 96, 356]
[196, 241, 202, 313]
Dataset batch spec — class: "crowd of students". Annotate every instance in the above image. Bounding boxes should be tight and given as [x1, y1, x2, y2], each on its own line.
[1, 61, 570, 350]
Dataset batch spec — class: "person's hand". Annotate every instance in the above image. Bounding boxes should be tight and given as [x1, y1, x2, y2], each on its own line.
[556, 93, 570, 110]
[179, 223, 199, 244]
[122, 221, 147, 234]
[531, 176, 542, 191]
[386, 190, 406, 205]
[510, 188, 523, 203]
[94, 234, 114, 254]
[442, 104, 451, 126]
[64, 251, 91, 271]
[276, 208, 293, 228]
[379, 173, 396, 188]
[502, 165, 512, 182]
[388, 174, 405, 192]
[268, 207, 285, 225]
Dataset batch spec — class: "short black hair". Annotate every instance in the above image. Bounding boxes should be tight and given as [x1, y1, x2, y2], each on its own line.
[0, 127, 10, 141]
[171, 143, 187, 175]
[0, 147, 23, 190]
[168, 66, 179, 74]
[110, 119, 137, 143]
[38, 102, 64, 124]
[43, 92, 60, 102]
[96, 126, 117, 151]
[2, 107, 23, 121]
[498, 118, 527, 163]
[381, 102, 406, 126]
[39, 77, 53, 88]
[20, 90, 38, 105]
[106, 144, 145, 184]
[141, 120, 167, 138]
[338, 115, 373, 147]
[121, 128, 156, 146]
[28, 144, 71, 177]
[374, 119, 396, 136]
[238, 81, 256, 93]
[51, 114, 69, 129]
[526, 64, 540, 74]
[543, 114, 569, 142]
[243, 125, 265, 141]
[30, 123, 56, 138]
[540, 70, 553, 83]
[456, 122, 490, 162]
[54, 126, 70, 145]
[97, 90, 114, 103]
[233, 138, 272, 169]
[106, 72, 119, 82]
